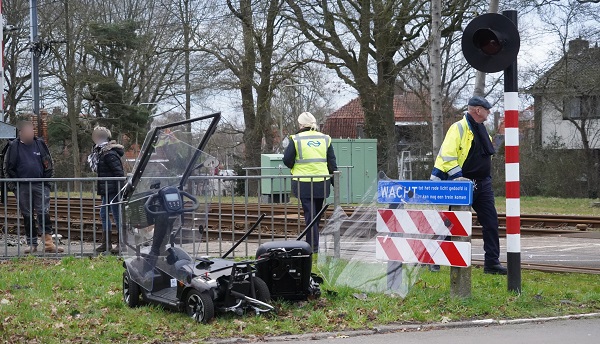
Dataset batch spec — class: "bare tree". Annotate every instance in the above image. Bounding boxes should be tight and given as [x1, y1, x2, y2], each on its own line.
[37, 0, 91, 178]
[271, 64, 335, 148]
[38, 0, 207, 176]
[286, 0, 472, 178]
[193, 0, 308, 195]
[2, 0, 33, 123]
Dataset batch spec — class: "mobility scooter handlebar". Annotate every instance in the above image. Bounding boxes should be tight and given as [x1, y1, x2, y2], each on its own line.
[144, 190, 200, 217]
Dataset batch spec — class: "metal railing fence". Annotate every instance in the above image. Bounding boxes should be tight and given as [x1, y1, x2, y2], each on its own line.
[1, 172, 341, 258]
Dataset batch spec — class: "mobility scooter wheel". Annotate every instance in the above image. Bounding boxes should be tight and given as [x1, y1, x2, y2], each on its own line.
[185, 290, 215, 323]
[123, 272, 140, 307]
[253, 277, 271, 303]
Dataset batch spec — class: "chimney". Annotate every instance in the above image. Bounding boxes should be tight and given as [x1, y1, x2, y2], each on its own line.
[568, 38, 589, 55]
[30, 110, 49, 143]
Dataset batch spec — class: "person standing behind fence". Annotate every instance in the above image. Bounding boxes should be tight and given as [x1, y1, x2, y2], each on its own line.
[88, 127, 125, 254]
[283, 112, 337, 253]
[2, 121, 63, 254]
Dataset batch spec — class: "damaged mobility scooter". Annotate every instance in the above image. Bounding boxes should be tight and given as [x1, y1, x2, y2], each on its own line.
[119, 113, 322, 323]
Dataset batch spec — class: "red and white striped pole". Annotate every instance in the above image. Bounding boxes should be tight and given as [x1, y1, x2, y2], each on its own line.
[503, 10, 521, 293]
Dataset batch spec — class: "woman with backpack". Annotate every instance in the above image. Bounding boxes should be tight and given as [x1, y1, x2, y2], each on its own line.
[87, 127, 125, 254]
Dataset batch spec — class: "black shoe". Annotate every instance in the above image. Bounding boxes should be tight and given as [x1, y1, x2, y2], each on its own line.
[484, 264, 507, 275]
[429, 264, 440, 272]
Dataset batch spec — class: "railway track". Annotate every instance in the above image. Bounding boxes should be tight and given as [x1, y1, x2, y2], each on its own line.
[2, 198, 599, 241]
[4, 197, 600, 226]
[1, 198, 598, 274]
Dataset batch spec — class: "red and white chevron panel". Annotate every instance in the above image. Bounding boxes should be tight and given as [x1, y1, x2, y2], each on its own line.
[375, 236, 471, 267]
[377, 209, 472, 237]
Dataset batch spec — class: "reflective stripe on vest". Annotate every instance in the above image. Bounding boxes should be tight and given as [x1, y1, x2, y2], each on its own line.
[457, 121, 465, 139]
[291, 131, 330, 182]
[437, 118, 467, 162]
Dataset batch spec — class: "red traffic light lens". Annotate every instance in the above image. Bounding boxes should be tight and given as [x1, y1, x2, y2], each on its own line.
[473, 29, 502, 55]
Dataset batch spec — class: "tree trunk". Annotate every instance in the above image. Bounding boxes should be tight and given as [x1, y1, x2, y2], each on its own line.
[360, 80, 398, 179]
[238, 0, 260, 195]
[64, 0, 81, 179]
[430, 0, 444, 165]
[257, 92, 274, 153]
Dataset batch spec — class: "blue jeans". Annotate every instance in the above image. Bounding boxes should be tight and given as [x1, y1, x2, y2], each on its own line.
[100, 195, 121, 233]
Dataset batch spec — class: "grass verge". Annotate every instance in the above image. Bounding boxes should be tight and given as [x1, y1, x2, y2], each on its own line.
[494, 196, 600, 216]
[0, 256, 598, 343]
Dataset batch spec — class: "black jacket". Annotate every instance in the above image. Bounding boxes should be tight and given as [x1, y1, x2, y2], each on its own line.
[3, 137, 53, 191]
[96, 141, 125, 196]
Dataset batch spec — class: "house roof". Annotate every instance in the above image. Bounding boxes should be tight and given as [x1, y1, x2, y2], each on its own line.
[322, 92, 431, 139]
[531, 39, 600, 96]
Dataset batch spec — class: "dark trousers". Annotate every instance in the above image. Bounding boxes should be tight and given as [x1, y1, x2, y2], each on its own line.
[471, 177, 501, 266]
[16, 183, 53, 246]
[300, 197, 325, 252]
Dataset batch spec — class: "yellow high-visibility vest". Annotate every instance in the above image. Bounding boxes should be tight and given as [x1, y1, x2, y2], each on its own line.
[290, 130, 331, 182]
[431, 115, 492, 179]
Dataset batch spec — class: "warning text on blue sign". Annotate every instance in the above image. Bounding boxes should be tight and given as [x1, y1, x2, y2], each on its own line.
[378, 180, 473, 205]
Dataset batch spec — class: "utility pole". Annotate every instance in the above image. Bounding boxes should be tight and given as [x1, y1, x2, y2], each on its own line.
[30, 0, 42, 136]
[182, 0, 191, 134]
[430, 0, 443, 162]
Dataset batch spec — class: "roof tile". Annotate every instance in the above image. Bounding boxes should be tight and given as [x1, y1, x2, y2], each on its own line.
[322, 93, 430, 138]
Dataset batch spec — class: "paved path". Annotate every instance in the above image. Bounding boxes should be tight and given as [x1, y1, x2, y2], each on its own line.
[266, 318, 600, 344]
[472, 235, 600, 268]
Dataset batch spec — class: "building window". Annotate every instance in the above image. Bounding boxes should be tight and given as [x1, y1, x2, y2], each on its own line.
[564, 97, 581, 119]
[563, 96, 600, 120]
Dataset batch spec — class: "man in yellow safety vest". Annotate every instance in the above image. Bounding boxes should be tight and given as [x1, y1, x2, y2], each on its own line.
[283, 112, 337, 252]
[430, 96, 506, 275]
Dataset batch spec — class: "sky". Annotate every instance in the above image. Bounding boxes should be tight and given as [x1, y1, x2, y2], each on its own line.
[26, 1, 599, 128]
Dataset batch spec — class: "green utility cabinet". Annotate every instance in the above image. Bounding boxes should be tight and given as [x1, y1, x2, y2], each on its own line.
[260, 154, 291, 203]
[328, 139, 377, 204]
[259, 140, 377, 204]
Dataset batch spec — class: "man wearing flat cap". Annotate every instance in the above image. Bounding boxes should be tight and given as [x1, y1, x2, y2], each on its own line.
[430, 96, 507, 275]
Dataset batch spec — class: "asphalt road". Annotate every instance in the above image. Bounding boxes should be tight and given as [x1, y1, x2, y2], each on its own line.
[472, 236, 600, 268]
[266, 318, 600, 344]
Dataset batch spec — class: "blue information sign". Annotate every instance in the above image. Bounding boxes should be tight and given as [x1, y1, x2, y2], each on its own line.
[377, 180, 473, 206]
